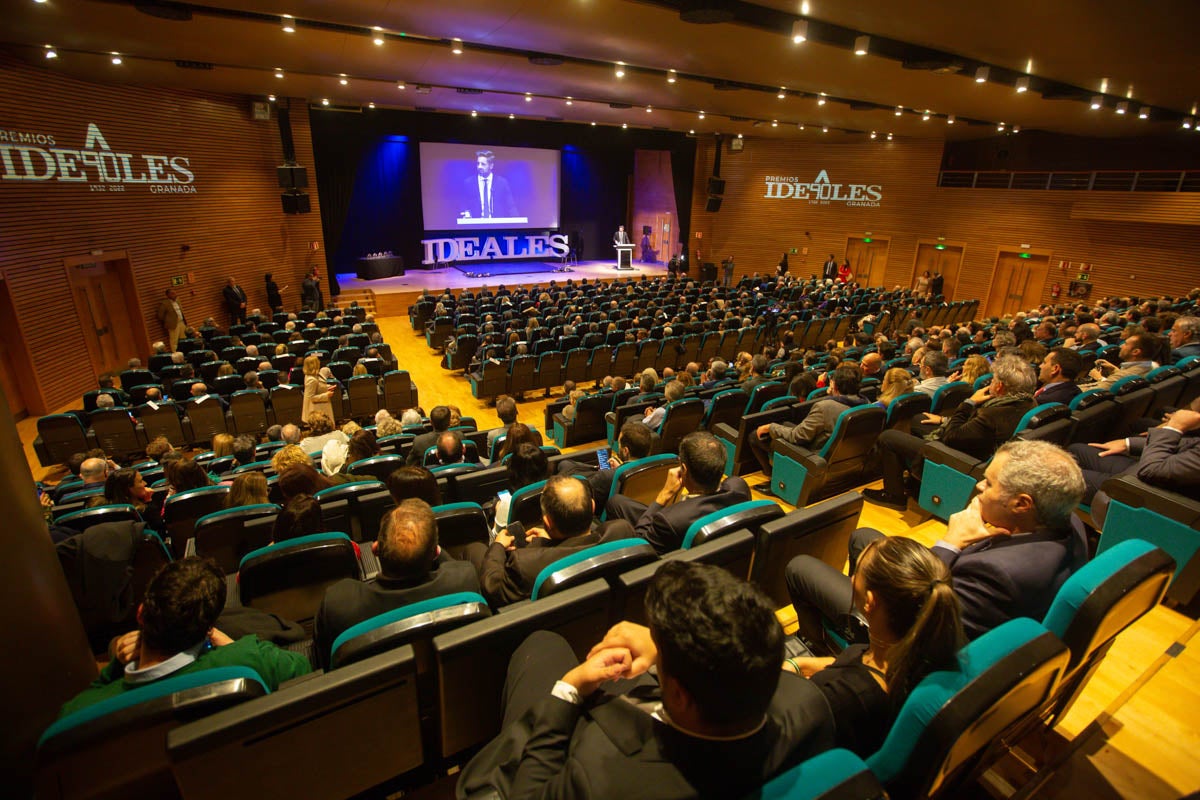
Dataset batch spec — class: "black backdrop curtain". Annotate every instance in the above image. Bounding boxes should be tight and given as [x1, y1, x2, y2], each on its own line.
[308, 108, 696, 294]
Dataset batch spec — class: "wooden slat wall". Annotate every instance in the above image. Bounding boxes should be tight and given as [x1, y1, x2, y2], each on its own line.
[0, 56, 325, 414]
[690, 137, 1200, 313]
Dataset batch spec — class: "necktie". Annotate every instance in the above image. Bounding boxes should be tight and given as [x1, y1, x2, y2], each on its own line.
[486, 176, 492, 217]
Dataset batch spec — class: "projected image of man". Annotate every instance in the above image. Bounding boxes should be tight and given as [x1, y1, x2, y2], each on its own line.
[461, 150, 517, 220]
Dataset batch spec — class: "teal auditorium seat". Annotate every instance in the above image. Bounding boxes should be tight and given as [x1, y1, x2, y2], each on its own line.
[681, 499, 784, 550]
[314, 480, 391, 542]
[329, 592, 490, 670]
[55, 503, 142, 533]
[601, 453, 679, 519]
[36, 667, 267, 800]
[1097, 474, 1200, 605]
[714, 400, 812, 477]
[866, 618, 1069, 799]
[1066, 388, 1119, 445]
[530, 538, 658, 600]
[883, 391, 931, 433]
[657, 397, 706, 453]
[238, 532, 362, 631]
[431, 502, 492, 558]
[162, 485, 230, 558]
[771, 405, 886, 507]
[190, 503, 280, 573]
[751, 493, 863, 608]
[750, 748, 885, 800]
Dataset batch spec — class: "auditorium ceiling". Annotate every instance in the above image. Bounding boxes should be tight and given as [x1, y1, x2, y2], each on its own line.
[4, 0, 1200, 143]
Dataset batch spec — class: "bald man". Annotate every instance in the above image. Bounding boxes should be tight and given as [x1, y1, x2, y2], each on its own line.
[860, 352, 883, 379]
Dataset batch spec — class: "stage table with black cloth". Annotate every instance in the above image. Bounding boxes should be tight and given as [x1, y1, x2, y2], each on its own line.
[356, 255, 405, 280]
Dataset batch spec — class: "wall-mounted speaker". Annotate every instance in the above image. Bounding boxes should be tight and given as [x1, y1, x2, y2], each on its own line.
[277, 165, 308, 189]
[707, 177, 726, 195]
[281, 191, 311, 214]
[705, 196, 723, 212]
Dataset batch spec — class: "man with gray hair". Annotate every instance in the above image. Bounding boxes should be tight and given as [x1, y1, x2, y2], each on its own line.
[866, 355, 1036, 509]
[787, 439, 1088, 645]
[280, 423, 302, 445]
[1168, 315, 1200, 363]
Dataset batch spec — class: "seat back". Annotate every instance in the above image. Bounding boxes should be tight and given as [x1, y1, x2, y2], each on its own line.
[606, 454, 679, 515]
[751, 748, 885, 800]
[506, 479, 548, 528]
[35, 414, 92, 467]
[382, 370, 418, 413]
[88, 409, 144, 460]
[269, 384, 303, 426]
[868, 619, 1069, 799]
[1067, 390, 1119, 445]
[229, 391, 269, 436]
[314, 481, 390, 542]
[536, 351, 564, 391]
[163, 485, 230, 559]
[431, 581, 612, 758]
[745, 381, 785, 415]
[704, 388, 749, 431]
[1109, 376, 1155, 436]
[682, 500, 784, 549]
[167, 647, 423, 800]
[191, 504, 280, 574]
[657, 398, 706, 454]
[55, 504, 142, 533]
[751, 493, 864, 607]
[238, 532, 362, 628]
[37, 667, 267, 800]
[819, 405, 886, 484]
[135, 404, 188, 449]
[930, 381, 972, 415]
[346, 454, 405, 484]
[449, 464, 510, 506]
[186, 397, 228, 445]
[330, 592, 491, 670]
[346, 375, 381, 421]
[1012, 402, 1075, 446]
[1041, 539, 1174, 723]
[530, 539, 658, 600]
[885, 391, 932, 432]
[432, 502, 492, 559]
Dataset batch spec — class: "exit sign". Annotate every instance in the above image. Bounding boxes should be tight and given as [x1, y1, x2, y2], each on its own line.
[171, 275, 185, 287]
[1077, 273, 1090, 281]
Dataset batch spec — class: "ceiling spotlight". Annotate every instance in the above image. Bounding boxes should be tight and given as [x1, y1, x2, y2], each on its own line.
[44, 44, 57, 59]
[368, 102, 375, 109]
[591, 121, 596, 126]
[373, 26, 384, 46]
[274, 68, 284, 79]
[1138, 106, 1149, 119]
[1115, 101, 1128, 115]
[615, 62, 625, 78]
[737, 133, 743, 138]
[870, 131, 876, 139]
[396, 82, 406, 90]
[894, 106, 902, 116]
[450, 38, 463, 54]
[508, 113, 515, 119]
[797, 124, 805, 130]
[817, 92, 826, 105]
[821, 126, 828, 133]
[1015, 76, 1029, 93]
[698, 111, 705, 119]
[1183, 117, 1194, 130]
[886, 132, 893, 141]
[471, 110, 478, 117]
[267, 94, 276, 102]
[946, 114, 955, 125]
[622, 123, 628, 129]
[1090, 95, 1103, 110]
[110, 52, 122, 65]
[524, 92, 532, 102]
[854, 35, 869, 56]
[689, 129, 695, 134]
[1012, 125, 1020, 133]
[321, 98, 329, 106]
[646, 105, 653, 113]
[281, 14, 295, 33]
[1100, 77, 1109, 93]
[778, 87, 786, 99]
[997, 122, 1005, 132]
[565, 97, 573, 105]
[922, 111, 931, 121]
[791, 20, 808, 44]
[339, 74, 348, 85]
[34, 0, 49, 3]
[975, 66, 989, 83]
[667, 69, 677, 84]
[771, 120, 778, 127]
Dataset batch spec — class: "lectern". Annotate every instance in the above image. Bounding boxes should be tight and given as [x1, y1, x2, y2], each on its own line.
[614, 244, 635, 270]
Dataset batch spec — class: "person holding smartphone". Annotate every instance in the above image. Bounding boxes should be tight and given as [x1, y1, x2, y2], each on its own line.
[555, 422, 655, 504]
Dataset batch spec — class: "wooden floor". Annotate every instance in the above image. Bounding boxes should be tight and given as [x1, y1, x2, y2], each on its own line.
[16, 301, 1200, 798]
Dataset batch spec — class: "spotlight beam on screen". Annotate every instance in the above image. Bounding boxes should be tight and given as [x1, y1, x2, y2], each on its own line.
[418, 142, 561, 231]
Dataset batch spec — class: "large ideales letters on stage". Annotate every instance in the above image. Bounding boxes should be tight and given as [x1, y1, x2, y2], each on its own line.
[421, 232, 570, 265]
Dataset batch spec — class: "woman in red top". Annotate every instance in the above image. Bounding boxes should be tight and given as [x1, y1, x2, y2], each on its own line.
[837, 259, 853, 283]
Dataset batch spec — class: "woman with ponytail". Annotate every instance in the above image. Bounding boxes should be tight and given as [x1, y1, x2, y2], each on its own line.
[783, 536, 965, 756]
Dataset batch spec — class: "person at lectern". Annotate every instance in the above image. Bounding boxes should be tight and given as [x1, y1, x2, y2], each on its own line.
[460, 150, 517, 220]
[613, 225, 630, 245]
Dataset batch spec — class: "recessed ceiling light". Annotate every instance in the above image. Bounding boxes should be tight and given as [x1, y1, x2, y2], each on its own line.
[778, 87, 786, 99]
[1138, 106, 1149, 119]
[525, 92, 532, 102]
[274, 68, 284, 79]
[1090, 95, 1103, 110]
[565, 97, 573, 105]
[1115, 101, 1128, 115]
[1100, 77, 1109, 93]
[373, 26, 384, 46]
[1015, 76, 1029, 93]
[339, 74, 348, 86]
[509, 113, 515, 119]
[1183, 117, 1194, 129]
[1012, 124, 1020, 133]
[281, 14, 295, 33]
[622, 123, 628, 129]
[922, 111, 931, 121]
[615, 62, 625, 78]
[34, 0, 49, 4]
[451, 38, 463, 55]
[975, 66, 989, 83]
[396, 82, 406, 90]
[110, 52, 122, 65]
[771, 120, 778, 127]
[997, 122, 1005, 131]
[698, 111, 705, 119]
[894, 106, 902, 116]
[797, 124, 805, 130]
[646, 105, 653, 113]
[44, 44, 56, 59]
[821, 126, 828, 133]
[267, 94, 276, 102]
[886, 132, 893, 141]
[791, 20, 807, 43]
[689, 129, 695, 134]
[946, 114, 955, 125]
[591, 121, 596, 126]
[471, 110, 477, 117]
[801, 1, 811, 14]
[321, 98, 329, 106]
[737, 133, 743, 139]
[870, 131, 876, 139]
[368, 102, 375, 108]
[667, 69, 677, 84]
[854, 35, 869, 56]
[817, 93, 826, 105]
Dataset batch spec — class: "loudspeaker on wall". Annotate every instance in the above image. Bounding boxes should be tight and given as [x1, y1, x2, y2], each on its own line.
[281, 191, 311, 214]
[277, 165, 309, 189]
[705, 196, 723, 213]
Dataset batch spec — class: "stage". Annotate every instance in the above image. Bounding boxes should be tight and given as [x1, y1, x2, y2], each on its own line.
[335, 258, 670, 316]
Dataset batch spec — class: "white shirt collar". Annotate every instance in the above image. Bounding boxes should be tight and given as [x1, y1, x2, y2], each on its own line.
[123, 639, 207, 685]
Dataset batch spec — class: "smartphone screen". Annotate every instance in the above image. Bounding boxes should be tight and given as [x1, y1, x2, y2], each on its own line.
[596, 448, 610, 470]
[497, 489, 512, 503]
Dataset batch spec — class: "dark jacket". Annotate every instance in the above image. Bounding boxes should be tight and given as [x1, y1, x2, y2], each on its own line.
[478, 530, 602, 606]
[938, 393, 1034, 462]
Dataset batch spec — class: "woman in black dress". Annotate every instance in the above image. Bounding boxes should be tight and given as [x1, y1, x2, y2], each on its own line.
[264, 272, 286, 314]
[784, 536, 964, 757]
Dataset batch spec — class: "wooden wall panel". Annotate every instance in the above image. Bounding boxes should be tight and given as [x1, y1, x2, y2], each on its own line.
[0, 56, 325, 414]
[691, 137, 1200, 316]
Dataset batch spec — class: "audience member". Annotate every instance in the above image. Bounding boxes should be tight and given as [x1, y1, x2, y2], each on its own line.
[751, 365, 866, 475]
[385, 465, 442, 506]
[271, 444, 312, 475]
[1168, 316, 1200, 362]
[407, 405, 451, 466]
[272, 494, 324, 542]
[558, 421, 655, 501]
[1035, 347, 1083, 405]
[876, 367, 915, 408]
[1079, 333, 1160, 390]
[912, 351, 950, 396]
[277, 464, 333, 503]
[225, 471, 269, 508]
[299, 412, 348, 455]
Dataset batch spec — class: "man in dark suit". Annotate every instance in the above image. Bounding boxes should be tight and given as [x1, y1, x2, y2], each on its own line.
[222, 276, 248, 325]
[1168, 315, 1200, 363]
[406, 405, 451, 466]
[787, 439, 1088, 646]
[822, 254, 838, 281]
[156, 288, 187, 352]
[188, 382, 228, 410]
[468, 475, 634, 606]
[605, 431, 752, 554]
[456, 560, 835, 799]
[459, 150, 517, 219]
[1034, 346, 1082, 406]
[556, 421, 655, 503]
[314, 499, 480, 668]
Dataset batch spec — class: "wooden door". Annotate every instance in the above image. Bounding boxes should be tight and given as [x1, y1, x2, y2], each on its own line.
[845, 238, 890, 288]
[0, 281, 29, 418]
[913, 244, 964, 301]
[68, 259, 139, 377]
[985, 252, 1050, 319]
